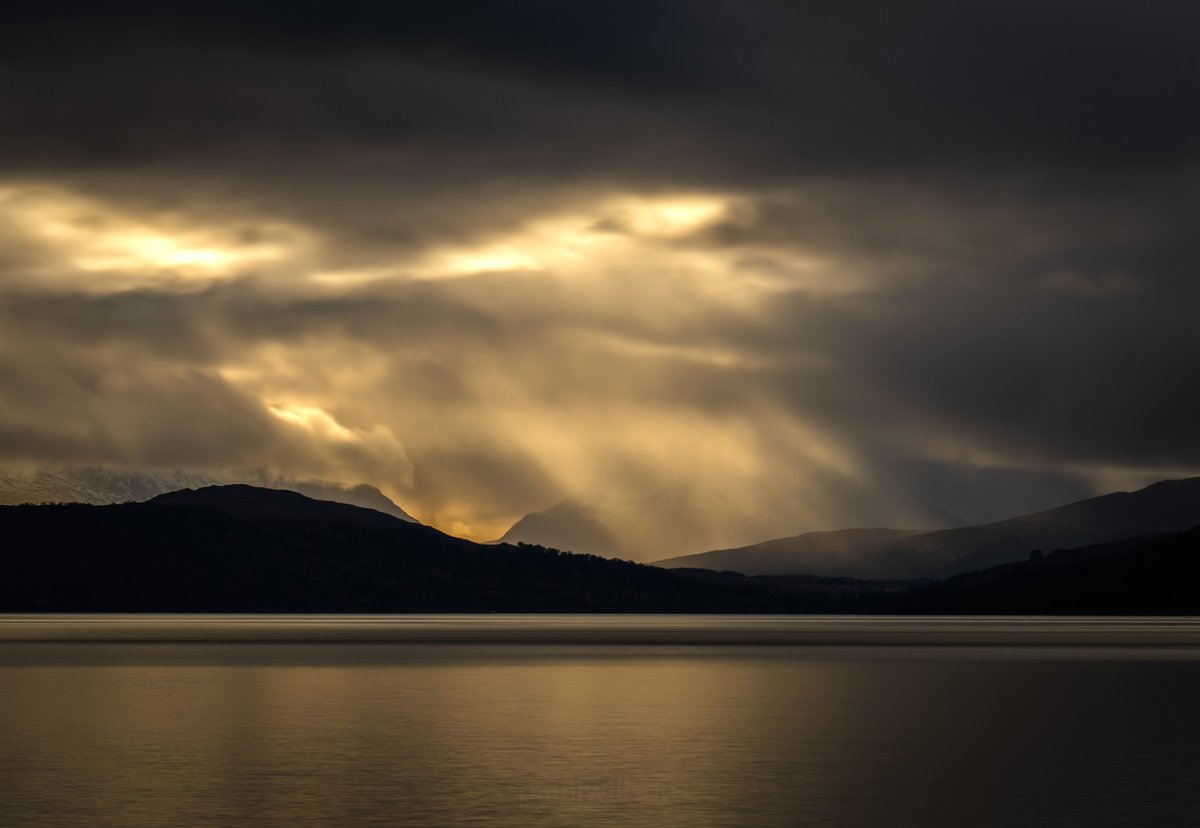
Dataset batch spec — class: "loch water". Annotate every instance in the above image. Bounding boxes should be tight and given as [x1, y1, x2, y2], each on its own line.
[3, 615, 1200, 827]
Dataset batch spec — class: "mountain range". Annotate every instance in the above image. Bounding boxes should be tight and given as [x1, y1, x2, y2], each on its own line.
[2, 482, 1199, 614]
[655, 477, 1200, 579]
[0, 485, 773, 612]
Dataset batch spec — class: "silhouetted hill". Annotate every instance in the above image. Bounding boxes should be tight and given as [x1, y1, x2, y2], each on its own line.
[899, 527, 1200, 614]
[149, 485, 404, 530]
[0, 466, 418, 521]
[655, 477, 1200, 579]
[0, 485, 780, 612]
[669, 528, 1200, 614]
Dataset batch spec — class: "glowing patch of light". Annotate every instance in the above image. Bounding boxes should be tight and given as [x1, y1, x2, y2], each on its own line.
[73, 234, 242, 273]
[607, 194, 728, 237]
[267, 404, 361, 442]
[306, 267, 397, 287]
[439, 248, 542, 274]
[0, 185, 298, 282]
[409, 192, 733, 280]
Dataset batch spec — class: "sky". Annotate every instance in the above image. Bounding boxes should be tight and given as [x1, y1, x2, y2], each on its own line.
[1, 1, 1198, 539]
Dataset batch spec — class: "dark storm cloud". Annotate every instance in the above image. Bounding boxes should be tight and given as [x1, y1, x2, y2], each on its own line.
[0, 0, 1198, 532]
[3, 0, 1199, 181]
[742, 281, 1200, 469]
[691, 175, 1200, 469]
[0, 340, 277, 466]
[839, 287, 1200, 467]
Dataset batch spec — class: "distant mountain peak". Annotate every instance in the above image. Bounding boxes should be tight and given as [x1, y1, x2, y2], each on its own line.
[499, 478, 969, 562]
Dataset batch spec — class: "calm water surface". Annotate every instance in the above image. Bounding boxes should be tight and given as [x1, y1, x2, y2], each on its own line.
[3, 615, 1200, 827]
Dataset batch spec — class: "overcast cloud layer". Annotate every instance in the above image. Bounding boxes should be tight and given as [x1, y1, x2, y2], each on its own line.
[1, 1, 1197, 537]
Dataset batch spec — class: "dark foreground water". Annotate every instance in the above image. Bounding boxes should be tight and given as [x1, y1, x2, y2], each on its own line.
[3, 616, 1200, 827]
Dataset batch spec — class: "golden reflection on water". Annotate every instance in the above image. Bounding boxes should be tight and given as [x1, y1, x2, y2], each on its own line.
[2, 643, 1200, 827]
[0, 649, 858, 827]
